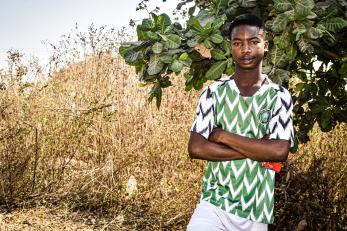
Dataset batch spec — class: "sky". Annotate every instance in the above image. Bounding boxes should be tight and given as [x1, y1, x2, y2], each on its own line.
[0, 0, 180, 68]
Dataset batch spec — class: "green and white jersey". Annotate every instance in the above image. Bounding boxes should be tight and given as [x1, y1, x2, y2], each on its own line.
[190, 76, 294, 224]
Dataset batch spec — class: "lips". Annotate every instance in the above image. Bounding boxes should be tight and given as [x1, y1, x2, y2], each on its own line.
[240, 56, 255, 60]
[239, 56, 255, 64]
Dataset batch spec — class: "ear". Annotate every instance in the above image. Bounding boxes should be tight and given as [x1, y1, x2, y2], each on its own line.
[264, 40, 269, 51]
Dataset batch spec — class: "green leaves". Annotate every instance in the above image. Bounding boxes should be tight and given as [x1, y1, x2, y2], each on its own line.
[225, 58, 234, 75]
[274, 0, 293, 12]
[120, 12, 187, 108]
[210, 33, 224, 44]
[270, 46, 288, 68]
[318, 109, 333, 132]
[295, 82, 306, 91]
[195, 10, 216, 27]
[239, 0, 257, 8]
[170, 59, 184, 72]
[205, 61, 227, 80]
[170, 53, 192, 73]
[272, 13, 289, 32]
[187, 38, 199, 47]
[188, 17, 204, 32]
[203, 39, 213, 48]
[322, 17, 347, 33]
[159, 54, 173, 64]
[152, 42, 163, 54]
[148, 83, 163, 109]
[153, 13, 172, 33]
[146, 31, 159, 41]
[119, 41, 147, 64]
[213, 18, 224, 30]
[136, 13, 175, 42]
[293, 23, 307, 40]
[270, 68, 290, 85]
[297, 38, 314, 53]
[160, 34, 181, 49]
[294, 0, 315, 17]
[211, 49, 226, 60]
[120, 0, 347, 142]
[147, 55, 164, 75]
[124, 51, 142, 64]
[306, 26, 324, 39]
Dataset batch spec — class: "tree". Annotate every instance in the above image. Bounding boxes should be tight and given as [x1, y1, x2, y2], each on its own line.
[119, 0, 347, 145]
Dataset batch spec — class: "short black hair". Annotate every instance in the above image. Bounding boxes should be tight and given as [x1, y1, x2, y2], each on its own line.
[228, 14, 263, 39]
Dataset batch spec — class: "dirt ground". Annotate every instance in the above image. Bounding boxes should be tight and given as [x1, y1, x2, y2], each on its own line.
[0, 207, 126, 231]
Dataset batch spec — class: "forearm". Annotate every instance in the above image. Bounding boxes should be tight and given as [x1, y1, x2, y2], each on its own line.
[225, 134, 288, 161]
[211, 130, 289, 162]
[188, 132, 246, 161]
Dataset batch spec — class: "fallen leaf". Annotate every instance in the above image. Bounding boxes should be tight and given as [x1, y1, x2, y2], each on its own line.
[295, 219, 307, 231]
[194, 43, 211, 59]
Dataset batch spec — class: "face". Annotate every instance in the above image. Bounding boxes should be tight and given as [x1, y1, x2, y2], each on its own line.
[230, 25, 268, 70]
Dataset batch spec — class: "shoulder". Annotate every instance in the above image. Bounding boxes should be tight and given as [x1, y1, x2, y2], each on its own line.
[200, 77, 232, 98]
[268, 82, 292, 101]
[267, 82, 293, 111]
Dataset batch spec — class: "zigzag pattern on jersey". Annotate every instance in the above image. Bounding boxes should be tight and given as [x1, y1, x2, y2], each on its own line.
[269, 86, 294, 146]
[191, 79, 228, 139]
[214, 81, 277, 139]
[201, 160, 275, 223]
[200, 81, 281, 224]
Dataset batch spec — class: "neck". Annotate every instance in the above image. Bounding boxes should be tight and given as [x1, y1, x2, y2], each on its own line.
[234, 65, 263, 87]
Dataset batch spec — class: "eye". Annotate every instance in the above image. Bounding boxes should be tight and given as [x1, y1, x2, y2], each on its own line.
[232, 42, 241, 46]
[251, 40, 260, 45]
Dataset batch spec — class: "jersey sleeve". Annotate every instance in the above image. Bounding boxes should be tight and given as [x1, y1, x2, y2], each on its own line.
[268, 87, 295, 147]
[190, 86, 215, 139]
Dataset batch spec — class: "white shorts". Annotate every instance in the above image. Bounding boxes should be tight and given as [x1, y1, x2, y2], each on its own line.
[187, 201, 268, 231]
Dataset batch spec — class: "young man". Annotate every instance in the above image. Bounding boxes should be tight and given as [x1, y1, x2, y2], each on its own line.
[187, 14, 294, 231]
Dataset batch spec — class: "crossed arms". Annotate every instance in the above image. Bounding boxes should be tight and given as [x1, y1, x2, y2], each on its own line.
[188, 128, 290, 162]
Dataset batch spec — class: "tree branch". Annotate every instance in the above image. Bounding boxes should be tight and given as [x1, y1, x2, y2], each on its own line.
[310, 40, 340, 60]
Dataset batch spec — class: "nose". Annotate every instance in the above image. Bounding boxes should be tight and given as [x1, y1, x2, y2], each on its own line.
[241, 43, 251, 53]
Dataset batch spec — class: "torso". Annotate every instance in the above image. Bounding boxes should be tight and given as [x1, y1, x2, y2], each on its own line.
[200, 76, 281, 224]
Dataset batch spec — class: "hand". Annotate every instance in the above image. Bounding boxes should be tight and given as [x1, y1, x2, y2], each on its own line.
[260, 134, 282, 172]
[208, 127, 225, 143]
[260, 162, 282, 172]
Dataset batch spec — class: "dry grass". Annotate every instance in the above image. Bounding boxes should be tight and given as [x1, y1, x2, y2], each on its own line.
[273, 123, 347, 231]
[0, 207, 96, 231]
[0, 27, 346, 230]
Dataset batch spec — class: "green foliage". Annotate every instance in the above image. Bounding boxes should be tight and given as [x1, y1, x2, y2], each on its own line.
[120, 0, 347, 143]
[322, 17, 347, 32]
[205, 60, 227, 80]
